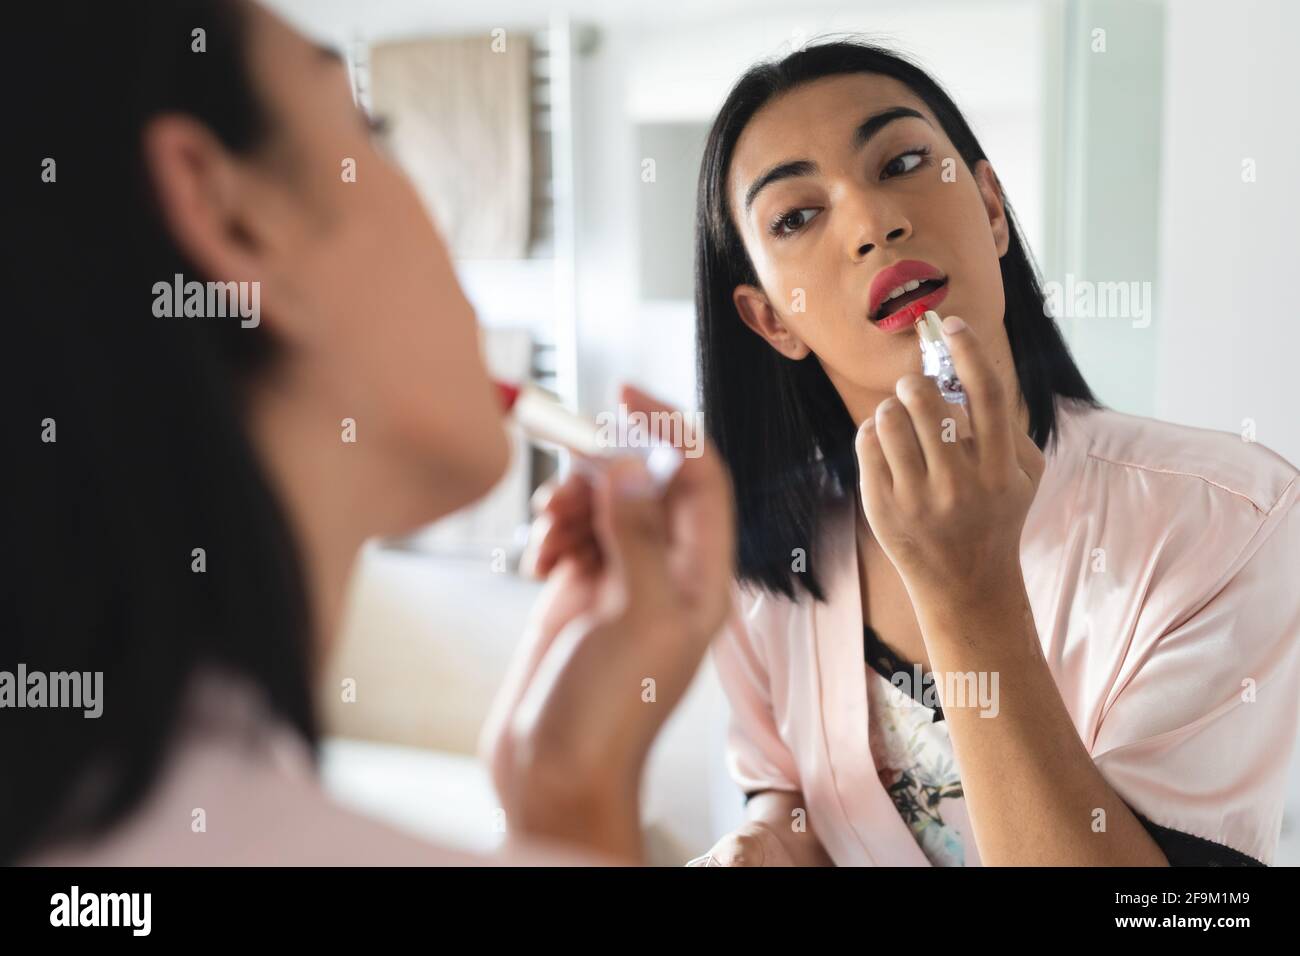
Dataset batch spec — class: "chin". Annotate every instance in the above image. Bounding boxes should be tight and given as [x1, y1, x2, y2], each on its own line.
[473, 421, 513, 494]
[437, 420, 514, 515]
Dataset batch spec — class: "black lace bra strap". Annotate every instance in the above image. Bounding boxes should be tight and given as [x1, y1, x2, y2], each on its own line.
[864, 624, 944, 722]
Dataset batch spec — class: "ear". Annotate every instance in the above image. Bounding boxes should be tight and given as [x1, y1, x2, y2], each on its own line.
[732, 284, 811, 360]
[141, 113, 287, 292]
[972, 159, 1010, 258]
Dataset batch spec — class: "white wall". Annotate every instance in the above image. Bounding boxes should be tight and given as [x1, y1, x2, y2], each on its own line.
[1154, 0, 1300, 467]
[1046, 0, 1166, 416]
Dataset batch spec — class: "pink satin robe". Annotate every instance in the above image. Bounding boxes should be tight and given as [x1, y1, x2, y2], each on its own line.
[713, 398, 1300, 865]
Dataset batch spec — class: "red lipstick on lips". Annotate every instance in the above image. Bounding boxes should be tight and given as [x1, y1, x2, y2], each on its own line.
[878, 292, 948, 333]
[495, 380, 522, 412]
[868, 259, 949, 333]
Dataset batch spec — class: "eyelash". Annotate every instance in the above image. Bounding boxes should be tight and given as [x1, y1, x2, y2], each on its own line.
[882, 144, 932, 178]
[766, 145, 933, 239]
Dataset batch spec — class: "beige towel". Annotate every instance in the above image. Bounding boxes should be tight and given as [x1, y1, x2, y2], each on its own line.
[369, 34, 532, 258]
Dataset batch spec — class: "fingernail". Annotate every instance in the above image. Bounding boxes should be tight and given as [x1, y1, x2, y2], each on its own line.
[941, 315, 967, 334]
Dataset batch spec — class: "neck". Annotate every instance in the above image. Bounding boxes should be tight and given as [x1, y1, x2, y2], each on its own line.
[245, 378, 373, 674]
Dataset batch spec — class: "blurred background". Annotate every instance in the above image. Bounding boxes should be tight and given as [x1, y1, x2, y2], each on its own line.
[264, 0, 1300, 865]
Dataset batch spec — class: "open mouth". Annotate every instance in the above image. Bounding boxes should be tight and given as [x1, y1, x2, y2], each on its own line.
[872, 277, 948, 323]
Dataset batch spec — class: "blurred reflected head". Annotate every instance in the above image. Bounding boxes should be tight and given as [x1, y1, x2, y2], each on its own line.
[5, 0, 507, 861]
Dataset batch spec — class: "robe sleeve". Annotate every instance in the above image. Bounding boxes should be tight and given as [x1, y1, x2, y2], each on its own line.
[1090, 478, 1300, 865]
[711, 601, 802, 800]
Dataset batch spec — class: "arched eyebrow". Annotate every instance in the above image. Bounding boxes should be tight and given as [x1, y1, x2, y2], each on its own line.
[852, 106, 928, 149]
[743, 160, 816, 212]
[742, 106, 930, 212]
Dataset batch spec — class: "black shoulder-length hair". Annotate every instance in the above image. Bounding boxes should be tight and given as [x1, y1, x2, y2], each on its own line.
[695, 38, 1100, 602]
[2, 0, 317, 863]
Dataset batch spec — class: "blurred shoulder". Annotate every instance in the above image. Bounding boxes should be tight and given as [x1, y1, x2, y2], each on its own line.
[22, 669, 600, 867]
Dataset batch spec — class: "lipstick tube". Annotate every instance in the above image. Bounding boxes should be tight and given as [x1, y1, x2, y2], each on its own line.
[495, 381, 683, 489]
[914, 310, 967, 405]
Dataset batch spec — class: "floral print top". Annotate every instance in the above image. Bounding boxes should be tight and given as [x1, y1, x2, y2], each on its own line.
[864, 625, 980, 867]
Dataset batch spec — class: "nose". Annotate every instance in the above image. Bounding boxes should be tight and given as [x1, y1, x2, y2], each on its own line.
[842, 188, 912, 260]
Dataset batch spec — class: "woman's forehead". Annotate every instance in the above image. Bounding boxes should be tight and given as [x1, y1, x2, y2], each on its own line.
[728, 73, 935, 194]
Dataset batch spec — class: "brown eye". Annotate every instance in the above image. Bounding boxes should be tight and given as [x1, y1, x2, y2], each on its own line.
[770, 207, 820, 237]
[882, 147, 930, 178]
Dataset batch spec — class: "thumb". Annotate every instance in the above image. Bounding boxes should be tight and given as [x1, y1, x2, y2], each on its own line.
[593, 456, 675, 615]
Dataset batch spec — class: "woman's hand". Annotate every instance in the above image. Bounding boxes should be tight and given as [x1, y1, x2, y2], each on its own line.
[689, 822, 797, 867]
[480, 385, 736, 862]
[855, 315, 1045, 610]
[688, 791, 833, 866]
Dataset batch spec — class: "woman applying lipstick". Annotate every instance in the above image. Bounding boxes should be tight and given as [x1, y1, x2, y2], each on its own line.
[8, 0, 736, 867]
[684, 40, 1300, 866]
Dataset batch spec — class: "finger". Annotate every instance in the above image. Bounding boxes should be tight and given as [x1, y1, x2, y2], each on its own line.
[952, 394, 974, 441]
[522, 475, 596, 577]
[618, 384, 735, 629]
[539, 542, 602, 585]
[533, 523, 599, 579]
[893, 373, 970, 473]
[536, 477, 594, 549]
[591, 455, 676, 617]
[937, 316, 1014, 466]
[873, 396, 927, 484]
[618, 383, 696, 487]
[518, 511, 550, 578]
[530, 477, 560, 514]
[707, 834, 764, 867]
[532, 471, 593, 520]
[521, 504, 592, 578]
[569, 539, 603, 576]
[855, 416, 892, 509]
[926, 382, 975, 442]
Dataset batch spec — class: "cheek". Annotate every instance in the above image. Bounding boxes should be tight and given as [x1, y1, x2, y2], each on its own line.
[368, 185, 488, 409]
[293, 168, 479, 404]
[928, 182, 1006, 324]
[963, 226, 1007, 327]
[372, 184, 504, 463]
[752, 235, 845, 320]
